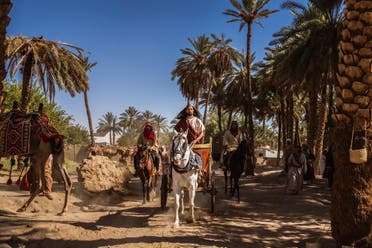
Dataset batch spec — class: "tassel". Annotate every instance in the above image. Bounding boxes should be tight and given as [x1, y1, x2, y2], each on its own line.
[16, 165, 26, 185]
[7, 157, 15, 185]
[23, 172, 29, 190]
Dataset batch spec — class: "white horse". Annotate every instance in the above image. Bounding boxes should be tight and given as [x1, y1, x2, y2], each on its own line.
[171, 130, 199, 228]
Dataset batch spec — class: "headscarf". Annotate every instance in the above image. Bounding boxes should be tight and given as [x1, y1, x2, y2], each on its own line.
[229, 120, 239, 137]
[175, 104, 201, 119]
[143, 121, 155, 141]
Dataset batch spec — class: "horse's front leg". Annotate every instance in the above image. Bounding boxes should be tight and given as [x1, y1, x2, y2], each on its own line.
[153, 174, 158, 199]
[236, 177, 240, 203]
[180, 189, 184, 216]
[141, 174, 146, 204]
[146, 176, 152, 202]
[224, 169, 228, 194]
[174, 186, 180, 228]
[188, 182, 197, 223]
[231, 175, 236, 197]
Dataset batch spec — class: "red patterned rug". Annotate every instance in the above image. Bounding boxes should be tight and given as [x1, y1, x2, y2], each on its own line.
[0, 116, 31, 156]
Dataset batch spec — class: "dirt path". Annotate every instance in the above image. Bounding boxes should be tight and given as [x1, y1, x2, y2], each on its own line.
[0, 164, 336, 248]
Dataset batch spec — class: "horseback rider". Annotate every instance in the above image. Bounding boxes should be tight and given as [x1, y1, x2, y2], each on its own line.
[221, 120, 243, 169]
[133, 121, 160, 176]
[174, 104, 205, 145]
[174, 104, 205, 171]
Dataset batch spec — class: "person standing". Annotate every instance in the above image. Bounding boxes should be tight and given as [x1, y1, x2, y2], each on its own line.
[286, 145, 306, 194]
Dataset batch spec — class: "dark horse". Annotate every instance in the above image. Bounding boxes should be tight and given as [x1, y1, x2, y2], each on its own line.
[136, 145, 158, 204]
[223, 140, 250, 203]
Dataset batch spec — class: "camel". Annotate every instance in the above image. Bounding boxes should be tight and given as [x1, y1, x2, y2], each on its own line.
[1, 112, 72, 215]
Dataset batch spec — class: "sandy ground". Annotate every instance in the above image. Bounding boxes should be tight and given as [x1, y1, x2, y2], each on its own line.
[0, 163, 336, 248]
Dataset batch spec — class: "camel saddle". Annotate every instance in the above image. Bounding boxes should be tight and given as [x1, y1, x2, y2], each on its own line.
[0, 111, 61, 156]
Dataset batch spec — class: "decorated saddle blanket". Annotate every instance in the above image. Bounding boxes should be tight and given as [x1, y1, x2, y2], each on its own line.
[0, 111, 63, 156]
[0, 112, 31, 156]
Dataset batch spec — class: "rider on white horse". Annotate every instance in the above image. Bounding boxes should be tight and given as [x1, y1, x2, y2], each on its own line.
[171, 104, 205, 227]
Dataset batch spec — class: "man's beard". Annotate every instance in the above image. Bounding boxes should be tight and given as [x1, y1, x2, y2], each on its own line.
[187, 113, 193, 117]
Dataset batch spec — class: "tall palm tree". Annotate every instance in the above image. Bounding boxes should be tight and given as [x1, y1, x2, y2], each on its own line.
[111, 116, 121, 146]
[6, 36, 88, 112]
[97, 112, 115, 145]
[172, 35, 212, 110]
[80, 56, 96, 146]
[224, 0, 279, 164]
[331, 0, 372, 246]
[0, 0, 12, 110]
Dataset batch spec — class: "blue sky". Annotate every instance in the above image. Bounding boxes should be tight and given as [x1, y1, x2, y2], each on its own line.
[7, 0, 306, 130]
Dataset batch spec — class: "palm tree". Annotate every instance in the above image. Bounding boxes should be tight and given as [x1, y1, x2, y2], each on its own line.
[111, 116, 122, 146]
[80, 56, 97, 146]
[97, 112, 115, 145]
[153, 114, 168, 138]
[6, 36, 88, 112]
[172, 35, 212, 110]
[0, 0, 12, 110]
[140, 110, 155, 125]
[331, 1, 372, 246]
[224, 0, 279, 165]
[275, 0, 344, 169]
[203, 34, 237, 127]
[119, 106, 141, 133]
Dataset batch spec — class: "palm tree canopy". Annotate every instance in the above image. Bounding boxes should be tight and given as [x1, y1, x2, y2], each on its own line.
[6, 36, 88, 102]
[224, 0, 279, 31]
[97, 112, 115, 136]
[171, 35, 212, 100]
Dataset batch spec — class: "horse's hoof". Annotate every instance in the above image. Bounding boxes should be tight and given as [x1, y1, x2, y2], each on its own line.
[174, 222, 179, 228]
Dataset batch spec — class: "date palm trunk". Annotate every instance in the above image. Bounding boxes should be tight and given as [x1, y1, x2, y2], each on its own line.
[84, 91, 95, 146]
[0, 0, 12, 112]
[331, 1, 372, 245]
[20, 53, 33, 112]
[246, 22, 255, 172]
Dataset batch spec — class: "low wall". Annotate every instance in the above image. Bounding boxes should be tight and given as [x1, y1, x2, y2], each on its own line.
[64, 144, 90, 163]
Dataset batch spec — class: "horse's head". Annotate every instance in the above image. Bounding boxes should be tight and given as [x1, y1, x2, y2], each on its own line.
[171, 129, 191, 169]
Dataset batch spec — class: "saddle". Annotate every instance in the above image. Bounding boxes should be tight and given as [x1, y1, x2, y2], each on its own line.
[0, 111, 33, 156]
[0, 111, 62, 156]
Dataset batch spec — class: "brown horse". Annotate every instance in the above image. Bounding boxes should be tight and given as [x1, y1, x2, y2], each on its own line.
[137, 145, 158, 204]
[1, 112, 72, 215]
